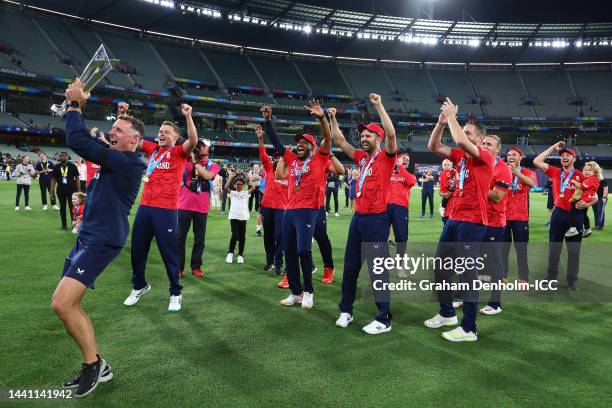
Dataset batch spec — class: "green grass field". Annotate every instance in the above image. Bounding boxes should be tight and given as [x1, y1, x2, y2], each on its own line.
[1, 180, 611, 407]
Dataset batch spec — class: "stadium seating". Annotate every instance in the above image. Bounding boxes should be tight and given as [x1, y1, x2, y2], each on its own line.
[339, 64, 403, 112]
[0, 10, 74, 77]
[296, 60, 351, 96]
[250, 55, 306, 91]
[0, 112, 25, 126]
[521, 70, 578, 117]
[470, 70, 534, 117]
[18, 113, 64, 129]
[429, 70, 479, 113]
[385, 68, 440, 114]
[203, 49, 262, 88]
[570, 70, 612, 116]
[152, 41, 218, 84]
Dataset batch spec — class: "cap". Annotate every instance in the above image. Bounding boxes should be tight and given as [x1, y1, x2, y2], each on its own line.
[358, 123, 385, 141]
[197, 138, 211, 147]
[559, 148, 576, 158]
[508, 146, 524, 157]
[295, 133, 317, 148]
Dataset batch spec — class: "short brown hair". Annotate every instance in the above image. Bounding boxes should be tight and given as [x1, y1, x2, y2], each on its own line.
[161, 121, 181, 136]
[486, 134, 501, 147]
[118, 114, 145, 136]
[466, 120, 486, 136]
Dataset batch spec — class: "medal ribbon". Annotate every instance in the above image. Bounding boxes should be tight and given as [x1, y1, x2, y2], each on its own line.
[560, 169, 574, 195]
[357, 150, 381, 195]
[146, 148, 167, 179]
[512, 165, 522, 192]
[294, 155, 313, 189]
[458, 158, 466, 191]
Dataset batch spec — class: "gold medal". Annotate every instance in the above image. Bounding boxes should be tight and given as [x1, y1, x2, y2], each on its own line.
[356, 191, 362, 198]
[295, 186, 300, 192]
[143, 176, 149, 183]
[459, 191, 464, 197]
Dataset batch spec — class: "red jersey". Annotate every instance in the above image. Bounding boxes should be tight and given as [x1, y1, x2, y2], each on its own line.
[318, 160, 333, 208]
[72, 203, 84, 222]
[579, 175, 599, 203]
[544, 166, 584, 211]
[486, 158, 512, 228]
[85, 160, 100, 186]
[354, 149, 397, 214]
[449, 147, 494, 225]
[259, 145, 288, 210]
[284, 149, 330, 210]
[506, 167, 536, 222]
[387, 165, 417, 207]
[139, 140, 189, 210]
[439, 169, 458, 217]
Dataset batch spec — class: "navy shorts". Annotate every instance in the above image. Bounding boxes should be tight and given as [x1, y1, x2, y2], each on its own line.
[62, 238, 122, 288]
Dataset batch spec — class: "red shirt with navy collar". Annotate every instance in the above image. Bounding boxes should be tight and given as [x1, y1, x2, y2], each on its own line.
[85, 160, 100, 186]
[284, 149, 329, 210]
[506, 167, 537, 222]
[259, 145, 288, 210]
[449, 146, 494, 225]
[354, 149, 397, 214]
[439, 169, 458, 217]
[544, 165, 584, 211]
[140, 140, 189, 210]
[387, 165, 417, 208]
[486, 158, 512, 228]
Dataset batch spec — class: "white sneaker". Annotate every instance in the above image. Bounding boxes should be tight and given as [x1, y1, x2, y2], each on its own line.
[335, 212, 339, 217]
[42, 205, 48, 210]
[441, 326, 478, 342]
[168, 295, 182, 312]
[123, 284, 151, 306]
[225, 253, 233, 264]
[424, 314, 458, 329]
[452, 301, 463, 309]
[25, 206, 32, 211]
[565, 227, 579, 237]
[14, 206, 19, 211]
[362, 320, 392, 334]
[53, 205, 60, 210]
[236, 255, 244, 264]
[280, 294, 302, 306]
[480, 305, 502, 315]
[335, 313, 354, 328]
[302, 292, 314, 309]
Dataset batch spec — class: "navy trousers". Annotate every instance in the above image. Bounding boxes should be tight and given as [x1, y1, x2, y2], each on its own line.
[339, 212, 392, 324]
[131, 205, 183, 296]
[261, 207, 284, 269]
[482, 226, 507, 309]
[421, 188, 434, 216]
[282, 208, 318, 295]
[387, 203, 409, 256]
[501, 220, 530, 281]
[547, 207, 583, 285]
[310, 206, 334, 269]
[435, 219, 486, 333]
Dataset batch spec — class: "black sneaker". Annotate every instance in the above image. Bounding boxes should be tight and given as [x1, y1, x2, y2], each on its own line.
[256, 230, 262, 237]
[263, 264, 274, 272]
[274, 267, 283, 276]
[74, 359, 106, 398]
[63, 360, 112, 389]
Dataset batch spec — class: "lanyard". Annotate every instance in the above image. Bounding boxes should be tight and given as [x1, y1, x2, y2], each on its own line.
[459, 158, 467, 190]
[146, 148, 167, 178]
[60, 165, 68, 177]
[73, 205, 80, 221]
[494, 155, 500, 166]
[560, 169, 575, 194]
[357, 150, 381, 194]
[512, 166, 522, 191]
[294, 155, 312, 188]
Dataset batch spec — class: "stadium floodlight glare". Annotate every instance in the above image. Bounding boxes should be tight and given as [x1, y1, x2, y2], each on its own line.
[303, 25, 312, 34]
[468, 39, 480, 47]
[142, 0, 175, 8]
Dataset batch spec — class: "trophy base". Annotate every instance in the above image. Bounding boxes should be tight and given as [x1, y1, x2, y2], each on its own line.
[50, 103, 66, 117]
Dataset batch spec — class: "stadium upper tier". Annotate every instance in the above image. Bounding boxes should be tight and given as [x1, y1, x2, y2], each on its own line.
[1, 7, 612, 117]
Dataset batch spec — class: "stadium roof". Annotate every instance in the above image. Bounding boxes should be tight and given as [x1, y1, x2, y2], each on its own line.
[4, 0, 612, 64]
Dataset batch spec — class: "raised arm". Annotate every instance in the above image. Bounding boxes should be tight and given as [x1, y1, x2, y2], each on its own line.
[511, 165, 536, 187]
[181, 104, 198, 155]
[261, 105, 285, 156]
[369, 93, 396, 155]
[328, 155, 344, 174]
[428, 112, 452, 159]
[327, 107, 356, 160]
[533, 141, 564, 173]
[275, 157, 288, 180]
[305, 99, 331, 154]
[441, 98, 479, 158]
[224, 172, 236, 193]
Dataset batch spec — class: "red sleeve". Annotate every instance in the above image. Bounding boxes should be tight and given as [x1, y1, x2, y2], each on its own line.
[283, 149, 297, 165]
[439, 172, 449, 192]
[353, 150, 367, 166]
[209, 162, 220, 179]
[475, 146, 494, 166]
[173, 144, 189, 159]
[313, 149, 330, 165]
[494, 164, 512, 191]
[449, 148, 465, 165]
[398, 166, 416, 187]
[545, 165, 560, 180]
[407, 173, 417, 188]
[141, 140, 156, 156]
[259, 145, 272, 173]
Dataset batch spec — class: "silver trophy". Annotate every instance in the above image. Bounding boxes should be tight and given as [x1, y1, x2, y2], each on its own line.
[50, 44, 119, 116]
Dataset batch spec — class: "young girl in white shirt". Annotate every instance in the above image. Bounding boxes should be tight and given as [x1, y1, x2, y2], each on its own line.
[225, 171, 255, 264]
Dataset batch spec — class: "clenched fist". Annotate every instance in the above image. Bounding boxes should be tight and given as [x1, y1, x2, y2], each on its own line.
[261, 105, 272, 120]
[181, 103, 192, 117]
[369, 93, 382, 107]
[327, 107, 337, 118]
[117, 102, 129, 115]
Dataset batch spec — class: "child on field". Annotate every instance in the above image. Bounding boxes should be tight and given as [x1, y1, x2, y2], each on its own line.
[565, 161, 600, 237]
[225, 170, 255, 264]
[71, 192, 87, 234]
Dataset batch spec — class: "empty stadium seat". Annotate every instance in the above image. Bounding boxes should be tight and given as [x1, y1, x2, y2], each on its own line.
[296, 60, 351, 96]
[470, 70, 534, 117]
[521, 70, 577, 117]
[339, 64, 403, 112]
[570, 70, 612, 116]
[203, 49, 262, 88]
[385, 68, 440, 115]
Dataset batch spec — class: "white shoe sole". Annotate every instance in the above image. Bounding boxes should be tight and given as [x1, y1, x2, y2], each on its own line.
[480, 308, 502, 316]
[424, 316, 458, 329]
[74, 360, 107, 398]
[336, 317, 354, 328]
[362, 325, 392, 335]
[441, 332, 478, 342]
[123, 285, 151, 306]
[302, 302, 313, 309]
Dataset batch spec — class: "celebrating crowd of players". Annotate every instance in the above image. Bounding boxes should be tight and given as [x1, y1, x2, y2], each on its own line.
[47, 80, 604, 397]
